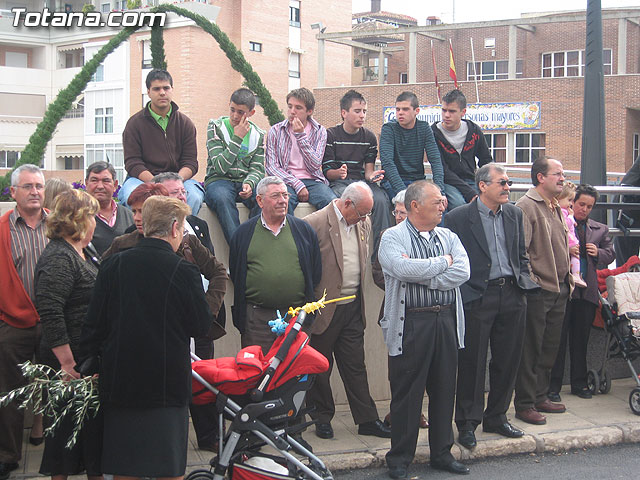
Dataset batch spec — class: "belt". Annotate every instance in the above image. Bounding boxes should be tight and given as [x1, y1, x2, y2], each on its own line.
[487, 276, 516, 286]
[406, 304, 452, 313]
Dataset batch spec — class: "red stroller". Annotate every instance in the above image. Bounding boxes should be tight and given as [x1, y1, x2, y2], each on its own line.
[187, 297, 349, 480]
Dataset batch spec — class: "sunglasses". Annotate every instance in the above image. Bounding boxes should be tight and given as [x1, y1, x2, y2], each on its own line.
[486, 179, 513, 187]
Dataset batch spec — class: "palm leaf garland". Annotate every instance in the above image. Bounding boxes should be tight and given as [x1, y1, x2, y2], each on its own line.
[0, 361, 100, 449]
[150, 25, 168, 70]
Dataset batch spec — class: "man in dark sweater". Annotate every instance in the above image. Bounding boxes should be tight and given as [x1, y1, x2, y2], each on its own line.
[119, 69, 204, 214]
[379, 91, 445, 200]
[432, 89, 492, 211]
[228, 176, 321, 352]
[323, 90, 392, 258]
[86, 162, 133, 256]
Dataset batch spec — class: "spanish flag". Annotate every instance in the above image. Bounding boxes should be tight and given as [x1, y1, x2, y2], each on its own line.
[449, 39, 458, 89]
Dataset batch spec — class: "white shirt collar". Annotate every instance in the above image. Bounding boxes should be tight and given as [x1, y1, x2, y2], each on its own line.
[332, 200, 354, 235]
[260, 214, 287, 236]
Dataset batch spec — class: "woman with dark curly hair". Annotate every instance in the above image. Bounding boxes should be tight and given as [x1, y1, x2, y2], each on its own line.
[34, 189, 102, 480]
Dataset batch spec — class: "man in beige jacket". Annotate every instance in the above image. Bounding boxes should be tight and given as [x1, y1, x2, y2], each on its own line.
[303, 182, 390, 440]
[514, 157, 572, 425]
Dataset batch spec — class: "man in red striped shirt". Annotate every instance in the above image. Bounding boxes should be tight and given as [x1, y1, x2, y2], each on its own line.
[0, 164, 49, 479]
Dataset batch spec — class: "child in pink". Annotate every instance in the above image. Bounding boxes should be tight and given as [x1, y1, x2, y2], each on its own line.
[558, 182, 587, 288]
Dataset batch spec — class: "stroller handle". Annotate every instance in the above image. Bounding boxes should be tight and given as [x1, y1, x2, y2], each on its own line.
[250, 311, 309, 402]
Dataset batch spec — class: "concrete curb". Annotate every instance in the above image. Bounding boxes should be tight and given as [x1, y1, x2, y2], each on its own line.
[324, 422, 640, 472]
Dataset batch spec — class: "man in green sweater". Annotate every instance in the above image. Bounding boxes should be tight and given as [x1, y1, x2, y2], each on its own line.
[204, 88, 265, 244]
[379, 91, 445, 202]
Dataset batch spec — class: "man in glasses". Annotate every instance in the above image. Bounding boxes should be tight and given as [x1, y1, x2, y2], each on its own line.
[444, 163, 539, 449]
[303, 182, 391, 441]
[228, 176, 321, 352]
[432, 89, 493, 211]
[513, 157, 571, 425]
[0, 165, 48, 478]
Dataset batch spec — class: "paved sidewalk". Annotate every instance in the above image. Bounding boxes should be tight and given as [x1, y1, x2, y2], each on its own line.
[12, 378, 640, 478]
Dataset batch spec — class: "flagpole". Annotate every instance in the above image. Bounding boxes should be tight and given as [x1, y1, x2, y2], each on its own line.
[470, 37, 480, 103]
[431, 40, 441, 104]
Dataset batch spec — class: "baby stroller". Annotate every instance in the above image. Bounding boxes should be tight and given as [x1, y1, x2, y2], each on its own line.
[186, 298, 346, 480]
[590, 272, 640, 415]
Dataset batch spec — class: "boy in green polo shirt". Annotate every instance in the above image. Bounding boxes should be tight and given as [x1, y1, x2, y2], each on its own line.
[204, 88, 265, 244]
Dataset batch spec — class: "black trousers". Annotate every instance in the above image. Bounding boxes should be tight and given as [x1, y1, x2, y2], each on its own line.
[455, 280, 526, 431]
[549, 299, 597, 392]
[190, 329, 219, 448]
[0, 321, 40, 463]
[385, 309, 457, 469]
[308, 297, 378, 425]
[514, 285, 569, 410]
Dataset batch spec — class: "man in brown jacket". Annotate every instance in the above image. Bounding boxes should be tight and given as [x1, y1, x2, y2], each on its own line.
[303, 182, 390, 440]
[119, 69, 204, 214]
[514, 157, 572, 425]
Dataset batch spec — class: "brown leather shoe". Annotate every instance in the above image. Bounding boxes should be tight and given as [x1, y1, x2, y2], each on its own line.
[515, 408, 546, 425]
[419, 413, 429, 429]
[535, 398, 566, 413]
[384, 412, 429, 429]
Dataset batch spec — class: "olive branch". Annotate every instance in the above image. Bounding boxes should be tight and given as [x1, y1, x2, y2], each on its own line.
[0, 361, 100, 449]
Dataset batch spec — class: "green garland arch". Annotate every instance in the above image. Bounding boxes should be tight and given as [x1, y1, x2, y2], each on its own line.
[1, 4, 284, 196]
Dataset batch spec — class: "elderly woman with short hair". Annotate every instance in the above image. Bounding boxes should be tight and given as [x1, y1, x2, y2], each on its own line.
[81, 196, 214, 480]
[34, 189, 102, 480]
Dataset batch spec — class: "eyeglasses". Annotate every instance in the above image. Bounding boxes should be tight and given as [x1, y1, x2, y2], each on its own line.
[486, 179, 513, 187]
[15, 183, 45, 191]
[392, 209, 407, 218]
[266, 192, 290, 200]
[351, 202, 372, 219]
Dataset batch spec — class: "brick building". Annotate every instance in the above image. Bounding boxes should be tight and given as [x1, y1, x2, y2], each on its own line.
[312, 7, 640, 174]
[0, 0, 351, 182]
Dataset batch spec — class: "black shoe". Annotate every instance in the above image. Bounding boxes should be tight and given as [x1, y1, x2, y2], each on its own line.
[571, 387, 593, 399]
[290, 433, 313, 453]
[483, 422, 524, 438]
[547, 391, 562, 402]
[0, 462, 19, 480]
[315, 422, 334, 439]
[358, 419, 391, 438]
[388, 465, 407, 479]
[431, 460, 470, 475]
[457, 429, 477, 449]
[28, 436, 44, 446]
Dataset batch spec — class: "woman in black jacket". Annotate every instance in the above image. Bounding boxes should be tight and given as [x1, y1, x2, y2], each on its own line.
[34, 189, 102, 480]
[81, 196, 213, 480]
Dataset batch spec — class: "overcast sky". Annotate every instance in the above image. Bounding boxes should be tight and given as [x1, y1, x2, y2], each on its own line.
[352, 0, 637, 25]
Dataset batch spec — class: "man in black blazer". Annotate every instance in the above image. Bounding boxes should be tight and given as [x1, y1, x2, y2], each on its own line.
[444, 163, 539, 449]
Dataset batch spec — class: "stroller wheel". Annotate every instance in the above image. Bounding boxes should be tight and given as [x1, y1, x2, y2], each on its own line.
[185, 469, 215, 480]
[587, 369, 600, 395]
[599, 370, 612, 394]
[630, 388, 640, 415]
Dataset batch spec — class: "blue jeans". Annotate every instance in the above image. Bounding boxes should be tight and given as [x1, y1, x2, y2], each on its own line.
[287, 179, 336, 213]
[119, 177, 204, 214]
[204, 180, 259, 244]
[443, 181, 478, 212]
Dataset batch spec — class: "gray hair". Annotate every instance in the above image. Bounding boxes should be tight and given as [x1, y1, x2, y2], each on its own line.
[341, 181, 372, 204]
[256, 176, 285, 195]
[404, 180, 439, 210]
[152, 172, 183, 184]
[475, 162, 507, 188]
[392, 189, 406, 206]
[11, 164, 43, 186]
